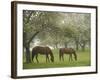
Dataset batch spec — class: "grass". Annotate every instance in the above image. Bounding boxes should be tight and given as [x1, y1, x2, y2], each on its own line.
[23, 49, 91, 69]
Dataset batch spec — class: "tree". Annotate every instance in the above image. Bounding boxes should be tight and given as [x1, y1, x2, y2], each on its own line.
[23, 10, 40, 63]
[23, 10, 64, 63]
[61, 13, 91, 50]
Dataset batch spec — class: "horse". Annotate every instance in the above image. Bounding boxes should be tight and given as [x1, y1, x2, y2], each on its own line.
[59, 48, 77, 61]
[32, 46, 54, 63]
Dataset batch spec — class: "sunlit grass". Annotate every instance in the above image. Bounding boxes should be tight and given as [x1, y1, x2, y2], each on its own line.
[23, 49, 91, 69]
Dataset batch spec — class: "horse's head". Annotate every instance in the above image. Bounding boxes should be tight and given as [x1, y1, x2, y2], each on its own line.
[51, 57, 54, 62]
[75, 56, 77, 61]
[46, 47, 54, 62]
[74, 51, 77, 61]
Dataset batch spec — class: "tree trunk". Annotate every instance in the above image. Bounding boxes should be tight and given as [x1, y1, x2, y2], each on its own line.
[80, 42, 86, 51]
[23, 11, 40, 63]
[55, 42, 58, 49]
[81, 45, 85, 51]
[64, 42, 68, 48]
[79, 40, 86, 51]
[75, 41, 79, 50]
[24, 31, 40, 63]
[88, 41, 91, 49]
[25, 44, 31, 63]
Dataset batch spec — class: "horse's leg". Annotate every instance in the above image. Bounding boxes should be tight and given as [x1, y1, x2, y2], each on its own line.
[59, 53, 64, 61]
[59, 50, 62, 61]
[59, 53, 61, 61]
[69, 54, 73, 62]
[46, 54, 49, 62]
[32, 54, 35, 63]
[32, 55, 34, 62]
[62, 54, 64, 61]
[48, 55, 50, 62]
[69, 54, 70, 61]
[36, 54, 39, 63]
[73, 52, 77, 61]
[71, 54, 73, 61]
[46, 55, 47, 62]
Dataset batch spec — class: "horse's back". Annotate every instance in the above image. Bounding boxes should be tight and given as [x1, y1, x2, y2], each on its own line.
[32, 46, 52, 55]
[59, 48, 75, 54]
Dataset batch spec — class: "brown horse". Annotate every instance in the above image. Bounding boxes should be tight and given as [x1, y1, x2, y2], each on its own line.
[59, 48, 77, 61]
[32, 46, 54, 63]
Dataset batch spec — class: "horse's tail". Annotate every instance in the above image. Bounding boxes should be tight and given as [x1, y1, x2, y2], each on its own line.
[73, 51, 77, 61]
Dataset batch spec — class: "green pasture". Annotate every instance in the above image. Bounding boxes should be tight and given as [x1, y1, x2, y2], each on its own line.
[23, 49, 91, 69]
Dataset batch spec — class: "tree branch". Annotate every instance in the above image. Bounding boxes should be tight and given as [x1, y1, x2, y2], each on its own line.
[25, 12, 33, 24]
[28, 31, 40, 44]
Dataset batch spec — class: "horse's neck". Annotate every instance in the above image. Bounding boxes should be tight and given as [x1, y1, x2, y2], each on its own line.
[49, 52, 54, 58]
